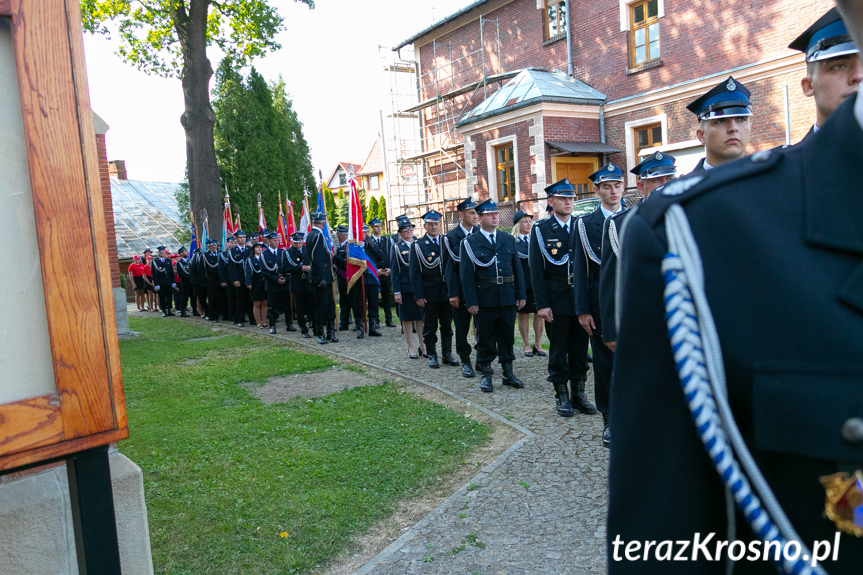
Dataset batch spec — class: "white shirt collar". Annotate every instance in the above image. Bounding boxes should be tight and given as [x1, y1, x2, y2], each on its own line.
[702, 159, 715, 171]
[813, 123, 820, 134]
[553, 214, 570, 229]
[855, 93, 863, 132]
[519, 233, 529, 241]
[460, 223, 472, 236]
[600, 204, 622, 219]
[481, 228, 496, 243]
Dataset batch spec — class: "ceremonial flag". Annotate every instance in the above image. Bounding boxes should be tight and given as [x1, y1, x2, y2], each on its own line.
[257, 193, 267, 232]
[222, 197, 234, 246]
[201, 209, 210, 248]
[285, 198, 297, 237]
[299, 190, 311, 236]
[316, 173, 333, 252]
[233, 204, 242, 232]
[276, 192, 288, 249]
[189, 211, 199, 254]
[346, 167, 378, 292]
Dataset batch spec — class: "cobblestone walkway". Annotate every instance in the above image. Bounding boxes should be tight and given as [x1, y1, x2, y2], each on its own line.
[133, 307, 608, 574]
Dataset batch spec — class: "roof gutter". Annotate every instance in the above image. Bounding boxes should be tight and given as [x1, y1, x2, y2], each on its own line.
[393, 0, 490, 51]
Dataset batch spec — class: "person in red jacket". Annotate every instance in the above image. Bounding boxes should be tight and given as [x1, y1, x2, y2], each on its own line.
[128, 255, 146, 311]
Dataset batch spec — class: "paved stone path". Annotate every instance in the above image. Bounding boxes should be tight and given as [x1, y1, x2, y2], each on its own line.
[130, 307, 609, 574]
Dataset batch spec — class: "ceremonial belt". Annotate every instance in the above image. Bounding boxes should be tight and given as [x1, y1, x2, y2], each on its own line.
[545, 272, 573, 285]
[476, 275, 514, 285]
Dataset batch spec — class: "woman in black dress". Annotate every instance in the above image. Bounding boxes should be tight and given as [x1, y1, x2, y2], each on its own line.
[390, 218, 426, 358]
[512, 211, 546, 357]
[244, 242, 269, 328]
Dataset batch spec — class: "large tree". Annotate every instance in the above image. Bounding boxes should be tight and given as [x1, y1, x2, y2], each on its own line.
[82, 0, 314, 236]
[212, 60, 314, 230]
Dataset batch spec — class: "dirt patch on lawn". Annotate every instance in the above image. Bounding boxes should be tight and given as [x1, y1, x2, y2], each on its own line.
[241, 367, 383, 403]
[311, 374, 523, 575]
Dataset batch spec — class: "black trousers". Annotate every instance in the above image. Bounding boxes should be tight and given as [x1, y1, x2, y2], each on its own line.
[452, 301, 473, 361]
[177, 282, 192, 312]
[422, 300, 453, 357]
[546, 314, 589, 384]
[194, 283, 207, 316]
[156, 283, 173, 311]
[291, 289, 314, 332]
[234, 285, 250, 323]
[267, 290, 291, 327]
[225, 283, 236, 322]
[363, 283, 379, 324]
[338, 281, 353, 327]
[378, 276, 393, 322]
[475, 305, 516, 364]
[206, 284, 224, 320]
[313, 284, 336, 336]
[588, 293, 612, 415]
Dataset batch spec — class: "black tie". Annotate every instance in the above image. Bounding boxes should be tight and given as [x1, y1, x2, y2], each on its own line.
[489, 233, 495, 247]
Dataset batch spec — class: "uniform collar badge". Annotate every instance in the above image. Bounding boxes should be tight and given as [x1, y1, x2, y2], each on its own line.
[820, 470, 863, 537]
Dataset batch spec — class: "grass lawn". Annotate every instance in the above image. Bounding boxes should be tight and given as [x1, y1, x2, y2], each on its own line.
[119, 317, 491, 574]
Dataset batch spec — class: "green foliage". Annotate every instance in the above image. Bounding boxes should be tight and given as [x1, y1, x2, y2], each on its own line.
[213, 60, 315, 232]
[360, 189, 367, 223]
[368, 196, 379, 224]
[81, 0, 314, 78]
[378, 196, 388, 232]
[119, 317, 490, 573]
[173, 179, 192, 244]
[324, 186, 337, 220]
[336, 189, 348, 227]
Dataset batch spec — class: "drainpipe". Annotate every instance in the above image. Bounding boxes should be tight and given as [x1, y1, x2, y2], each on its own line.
[783, 84, 791, 146]
[564, 1, 573, 76]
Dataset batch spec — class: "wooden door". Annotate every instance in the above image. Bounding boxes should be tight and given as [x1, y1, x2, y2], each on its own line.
[552, 158, 598, 199]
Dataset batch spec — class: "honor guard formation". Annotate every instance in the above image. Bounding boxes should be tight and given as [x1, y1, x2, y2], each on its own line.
[129, 6, 863, 571]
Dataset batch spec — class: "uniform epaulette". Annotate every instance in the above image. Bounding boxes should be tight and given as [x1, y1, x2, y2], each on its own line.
[637, 148, 786, 226]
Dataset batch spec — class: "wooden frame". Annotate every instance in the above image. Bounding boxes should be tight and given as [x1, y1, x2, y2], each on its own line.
[551, 157, 599, 199]
[634, 122, 664, 156]
[494, 143, 515, 203]
[629, 0, 661, 67]
[543, 0, 567, 42]
[0, 0, 127, 472]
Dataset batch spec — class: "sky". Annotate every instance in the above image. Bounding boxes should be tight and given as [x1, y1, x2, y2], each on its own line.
[83, 0, 472, 184]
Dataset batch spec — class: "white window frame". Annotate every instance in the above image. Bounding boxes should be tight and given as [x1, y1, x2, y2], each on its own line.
[619, 0, 664, 31]
[624, 114, 667, 187]
[485, 135, 519, 203]
[369, 174, 380, 190]
[338, 172, 347, 186]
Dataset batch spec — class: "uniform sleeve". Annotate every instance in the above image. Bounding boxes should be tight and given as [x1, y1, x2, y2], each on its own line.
[512, 240, 526, 302]
[244, 259, 253, 286]
[459, 239, 478, 308]
[528, 225, 549, 310]
[390, 244, 401, 295]
[409, 243, 425, 301]
[572, 218, 591, 316]
[599, 217, 619, 344]
[607, 213, 727, 573]
[443, 234, 459, 299]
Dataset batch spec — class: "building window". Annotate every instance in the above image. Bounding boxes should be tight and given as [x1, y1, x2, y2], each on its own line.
[494, 143, 515, 203]
[634, 122, 663, 156]
[630, 0, 660, 67]
[544, 1, 567, 41]
[369, 174, 380, 190]
[339, 172, 347, 186]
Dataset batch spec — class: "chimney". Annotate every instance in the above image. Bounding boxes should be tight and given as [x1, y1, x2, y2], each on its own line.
[108, 160, 127, 180]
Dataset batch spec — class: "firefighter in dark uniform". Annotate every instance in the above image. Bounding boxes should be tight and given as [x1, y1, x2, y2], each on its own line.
[151, 245, 175, 316]
[459, 199, 525, 392]
[228, 230, 252, 326]
[359, 224, 382, 337]
[333, 225, 353, 331]
[599, 151, 677, 350]
[444, 197, 480, 378]
[573, 163, 625, 448]
[219, 236, 239, 324]
[365, 218, 395, 328]
[304, 212, 338, 344]
[202, 239, 223, 321]
[409, 210, 459, 369]
[529, 178, 594, 418]
[287, 232, 313, 338]
[686, 76, 753, 175]
[261, 232, 292, 334]
[175, 246, 192, 316]
[191, 245, 208, 317]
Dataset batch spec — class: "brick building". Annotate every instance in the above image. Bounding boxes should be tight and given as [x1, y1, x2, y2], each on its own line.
[391, 0, 830, 225]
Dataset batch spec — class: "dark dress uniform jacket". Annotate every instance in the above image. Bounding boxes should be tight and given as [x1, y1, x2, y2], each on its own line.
[286, 246, 312, 293]
[201, 251, 222, 287]
[608, 96, 863, 574]
[598, 208, 630, 344]
[528, 214, 576, 315]
[443, 225, 474, 299]
[573, 208, 606, 317]
[459, 232, 525, 308]
[365, 235, 390, 275]
[409, 234, 447, 303]
[226, 245, 250, 282]
[150, 257, 173, 286]
[244, 255, 266, 291]
[304, 228, 334, 286]
[261, 248, 289, 292]
[515, 235, 531, 292]
[390, 239, 414, 295]
[176, 257, 192, 284]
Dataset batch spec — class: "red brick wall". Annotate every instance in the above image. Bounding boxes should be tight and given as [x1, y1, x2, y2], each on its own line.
[542, 116, 602, 180]
[96, 133, 121, 289]
[469, 119, 535, 201]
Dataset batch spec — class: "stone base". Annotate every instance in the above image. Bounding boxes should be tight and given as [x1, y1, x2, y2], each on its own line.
[0, 448, 153, 575]
[114, 287, 130, 336]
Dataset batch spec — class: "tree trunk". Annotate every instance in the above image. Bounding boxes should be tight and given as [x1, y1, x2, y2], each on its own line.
[174, 0, 222, 244]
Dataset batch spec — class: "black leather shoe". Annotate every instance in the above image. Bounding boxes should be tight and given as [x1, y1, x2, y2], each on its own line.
[317, 335, 328, 344]
[192, 311, 200, 317]
[586, 352, 593, 363]
[162, 311, 168, 317]
[532, 345, 547, 357]
[328, 331, 339, 343]
[571, 380, 597, 415]
[602, 414, 611, 449]
[479, 363, 493, 392]
[302, 331, 311, 338]
[237, 322, 244, 327]
[286, 325, 297, 332]
[501, 363, 524, 388]
[180, 311, 189, 317]
[461, 361, 475, 378]
[442, 352, 460, 366]
[356, 326, 365, 339]
[369, 327, 382, 336]
[269, 327, 276, 334]
[385, 320, 397, 327]
[167, 311, 175, 316]
[428, 354, 440, 369]
[554, 383, 574, 417]
[339, 322, 349, 331]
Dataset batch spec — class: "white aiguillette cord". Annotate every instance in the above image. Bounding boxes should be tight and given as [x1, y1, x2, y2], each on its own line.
[662, 204, 825, 575]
